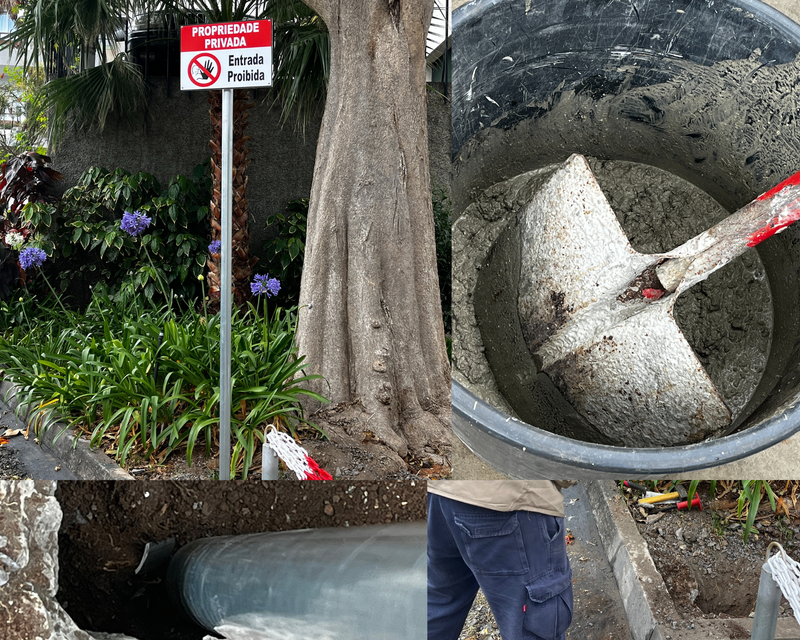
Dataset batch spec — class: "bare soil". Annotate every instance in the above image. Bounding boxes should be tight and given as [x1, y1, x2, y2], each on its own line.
[99, 403, 452, 482]
[55, 479, 426, 640]
[624, 481, 800, 626]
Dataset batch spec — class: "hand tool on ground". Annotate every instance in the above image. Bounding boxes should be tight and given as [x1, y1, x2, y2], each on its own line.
[623, 480, 667, 500]
[518, 154, 800, 447]
[638, 484, 688, 505]
[642, 497, 703, 511]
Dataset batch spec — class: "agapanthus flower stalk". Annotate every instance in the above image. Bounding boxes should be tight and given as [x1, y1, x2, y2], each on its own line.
[250, 274, 281, 298]
[121, 210, 170, 305]
[18, 247, 46, 270]
[251, 274, 281, 359]
[18, 247, 68, 316]
[121, 210, 152, 237]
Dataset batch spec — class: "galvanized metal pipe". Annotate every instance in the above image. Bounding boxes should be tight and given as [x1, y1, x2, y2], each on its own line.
[751, 562, 781, 640]
[166, 523, 426, 639]
[219, 88, 234, 481]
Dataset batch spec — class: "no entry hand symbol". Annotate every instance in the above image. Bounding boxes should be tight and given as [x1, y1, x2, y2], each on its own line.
[189, 53, 221, 87]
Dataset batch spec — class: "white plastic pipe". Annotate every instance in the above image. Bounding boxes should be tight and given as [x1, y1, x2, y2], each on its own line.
[166, 523, 426, 640]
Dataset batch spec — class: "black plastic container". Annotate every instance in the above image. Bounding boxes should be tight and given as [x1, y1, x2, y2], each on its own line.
[452, 0, 800, 477]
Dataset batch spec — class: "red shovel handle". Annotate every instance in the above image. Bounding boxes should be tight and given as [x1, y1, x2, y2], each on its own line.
[655, 170, 800, 293]
[748, 170, 800, 246]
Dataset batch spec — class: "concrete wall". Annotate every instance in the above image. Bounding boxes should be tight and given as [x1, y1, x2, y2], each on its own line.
[51, 79, 452, 264]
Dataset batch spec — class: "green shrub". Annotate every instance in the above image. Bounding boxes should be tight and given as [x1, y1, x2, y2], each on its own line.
[0, 291, 327, 479]
[0, 152, 64, 301]
[24, 163, 211, 303]
[262, 198, 307, 304]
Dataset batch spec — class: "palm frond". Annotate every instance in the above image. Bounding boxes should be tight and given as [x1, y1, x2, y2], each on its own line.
[31, 53, 146, 144]
[4, 0, 335, 139]
[269, 9, 328, 135]
[2, 0, 129, 72]
[262, 0, 309, 24]
[157, 0, 259, 23]
[426, 0, 448, 58]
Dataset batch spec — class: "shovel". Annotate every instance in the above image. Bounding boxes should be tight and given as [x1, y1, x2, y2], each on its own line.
[518, 154, 800, 448]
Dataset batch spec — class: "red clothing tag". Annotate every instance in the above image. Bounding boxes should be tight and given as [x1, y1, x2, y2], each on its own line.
[523, 604, 527, 612]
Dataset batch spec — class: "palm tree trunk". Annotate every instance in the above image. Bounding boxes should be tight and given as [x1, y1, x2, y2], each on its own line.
[207, 88, 258, 309]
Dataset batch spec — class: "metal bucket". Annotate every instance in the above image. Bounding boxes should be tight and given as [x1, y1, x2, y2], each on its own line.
[452, 0, 800, 477]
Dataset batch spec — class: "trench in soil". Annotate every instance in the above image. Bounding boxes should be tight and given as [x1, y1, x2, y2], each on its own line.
[626, 481, 800, 624]
[54, 480, 427, 640]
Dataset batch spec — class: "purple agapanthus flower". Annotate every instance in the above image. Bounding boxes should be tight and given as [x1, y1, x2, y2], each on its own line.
[18, 247, 47, 271]
[121, 210, 152, 237]
[251, 274, 281, 298]
[208, 240, 222, 255]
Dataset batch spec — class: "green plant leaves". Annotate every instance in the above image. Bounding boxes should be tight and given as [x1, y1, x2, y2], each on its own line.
[262, 198, 308, 304]
[0, 293, 328, 479]
[26, 163, 211, 304]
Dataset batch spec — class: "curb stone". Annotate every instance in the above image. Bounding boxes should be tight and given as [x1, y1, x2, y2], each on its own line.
[585, 480, 666, 640]
[0, 381, 133, 480]
[586, 480, 800, 640]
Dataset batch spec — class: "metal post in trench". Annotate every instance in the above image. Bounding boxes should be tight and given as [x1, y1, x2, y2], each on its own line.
[751, 556, 782, 640]
[219, 88, 233, 481]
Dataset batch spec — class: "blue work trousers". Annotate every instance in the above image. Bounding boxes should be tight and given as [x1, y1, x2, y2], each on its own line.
[427, 493, 573, 640]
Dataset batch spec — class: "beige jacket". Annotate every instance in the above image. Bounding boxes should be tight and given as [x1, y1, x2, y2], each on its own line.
[427, 481, 576, 517]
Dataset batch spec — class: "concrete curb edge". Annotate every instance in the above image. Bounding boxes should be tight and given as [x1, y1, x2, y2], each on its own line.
[586, 480, 666, 640]
[1, 380, 133, 480]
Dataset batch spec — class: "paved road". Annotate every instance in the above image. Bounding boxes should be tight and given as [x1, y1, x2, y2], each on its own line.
[0, 399, 76, 480]
[564, 482, 632, 640]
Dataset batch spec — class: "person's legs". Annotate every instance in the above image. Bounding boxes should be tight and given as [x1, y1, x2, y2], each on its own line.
[427, 493, 481, 640]
[433, 497, 573, 640]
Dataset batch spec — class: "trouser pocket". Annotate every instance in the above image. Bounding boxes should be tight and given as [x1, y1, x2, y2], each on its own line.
[453, 512, 529, 575]
[522, 570, 573, 640]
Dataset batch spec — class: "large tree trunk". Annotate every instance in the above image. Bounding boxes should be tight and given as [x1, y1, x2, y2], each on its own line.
[297, 0, 450, 458]
[207, 89, 258, 308]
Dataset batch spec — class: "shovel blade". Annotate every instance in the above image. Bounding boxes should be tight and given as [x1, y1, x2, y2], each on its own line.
[518, 154, 654, 355]
[518, 154, 731, 447]
[543, 299, 731, 447]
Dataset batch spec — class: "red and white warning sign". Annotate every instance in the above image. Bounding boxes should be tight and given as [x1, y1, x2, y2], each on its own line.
[180, 19, 272, 91]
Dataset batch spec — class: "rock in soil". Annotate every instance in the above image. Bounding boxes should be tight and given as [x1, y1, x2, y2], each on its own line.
[0, 480, 123, 640]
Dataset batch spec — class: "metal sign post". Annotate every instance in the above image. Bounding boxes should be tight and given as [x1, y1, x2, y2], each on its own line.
[219, 88, 233, 480]
[181, 19, 273, 480]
